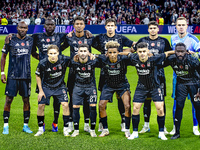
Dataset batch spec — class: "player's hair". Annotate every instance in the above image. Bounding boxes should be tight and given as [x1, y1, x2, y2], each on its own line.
[78, 43, 89, 50]
[45, 17, 55, 24]
[18, 20, 28, 26]
[105, 41, 120, 50]
[176, 17, 187, 25]
[136, 42, 148, 50]
[175, 42, 186, 50]
[73, 16, 85, 24]
[148, 21, 158, 28]
[47, 45, 59, 53]
[105, 18, 116, 26]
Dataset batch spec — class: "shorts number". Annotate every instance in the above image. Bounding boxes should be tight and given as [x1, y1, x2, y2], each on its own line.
[90, 95, 97, 103]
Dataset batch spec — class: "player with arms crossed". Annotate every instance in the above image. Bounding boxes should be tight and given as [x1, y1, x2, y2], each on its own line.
[91, 18, 135, 132]
[136, 21, 171, 134]
[160, 43, 200, 139]
[1, 21, 39, 134]
[170, 17, 200, 135]
[70, 44, 99, 137]
[127, 42, 174, 140]
[98, 41, 132, 138]
[34, 45, 70, 136]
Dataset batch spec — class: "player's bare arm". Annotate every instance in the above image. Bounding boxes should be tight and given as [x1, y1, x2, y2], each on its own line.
[1, 52, 7, 83]
[164, 50, 175, 57]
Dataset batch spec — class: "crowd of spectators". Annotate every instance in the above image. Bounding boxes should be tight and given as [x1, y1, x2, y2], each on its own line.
[0, 0, 200, 25]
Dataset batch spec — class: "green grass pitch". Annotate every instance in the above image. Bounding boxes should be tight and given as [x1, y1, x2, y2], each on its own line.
[0, 34, 200, 150]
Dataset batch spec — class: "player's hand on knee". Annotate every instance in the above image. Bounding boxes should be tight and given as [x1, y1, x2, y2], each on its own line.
[1, 74, 6, 83]
[38, 91, 46, 102]
[67, 30, 74, 37]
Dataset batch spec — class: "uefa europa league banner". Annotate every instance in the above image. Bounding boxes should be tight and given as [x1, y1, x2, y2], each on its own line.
[0, 25, 200, 34]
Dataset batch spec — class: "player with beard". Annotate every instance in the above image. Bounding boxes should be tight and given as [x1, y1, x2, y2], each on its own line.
[135, 21, 171, 134]
[170, 17, 200, 135]
[1, 21, 39, 134]
[70, 44, 99, 137]
[91, 18, 135, 132]
[159, 43, 200, 139]
[61, 16, 93, 133]
[34, 45, 70, 136]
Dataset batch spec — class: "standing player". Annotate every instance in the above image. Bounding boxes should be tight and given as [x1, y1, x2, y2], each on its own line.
[98, 41, 132, 138]
[91, 18, 135, 132]
[136, 21, 171, 134]
[61, 16, 93, 132]
[1, 21, 39, 134]
[127, 42, 174, 140]
[170, 17, 200, 135]
[70, 44, 98, 137]
[34, 45, 70, 136]
[161, 43, 200, 139]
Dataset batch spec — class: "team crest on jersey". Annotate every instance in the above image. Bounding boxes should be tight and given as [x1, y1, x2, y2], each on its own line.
[157, 42, 160, 47]
[26, 41, 29, 46]
[117, 63, 120, 68]
[185, 65, 188, 70]
[93, 89, 96, 94]
[52, 37, 55, 41]
[151, 43, 155, 47]
[53, 67, 57, 70]
[111, 65, 115, 68]
[141, 64, 145, 68]
[84, 39, 87, 44]
[147, 62, 150, 67]
[82, 67, 86, 71]
[179, 65, 183, 69]
[58, 64, 62, 70]
[46, 38, 50, 42]
[88, 65, 91, 70]
[78, 41, 82, 44]
[21, 42, 25, 46]
[62, 89, 66, 94]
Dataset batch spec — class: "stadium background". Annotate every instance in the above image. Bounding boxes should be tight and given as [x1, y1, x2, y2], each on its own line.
[0, 34, 200, 149]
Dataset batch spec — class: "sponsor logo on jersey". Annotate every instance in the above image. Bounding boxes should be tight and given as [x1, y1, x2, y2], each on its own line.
[26, 41, 29, 46]
[17, 48, 29, 55]
[82, 67, 86, 71]
[21, 42, 25, 46]
[50, 71, 62, 78]
[47, 68, 51, 71]
[53, 67, 57, 70]
[174, 65, 178, 69]
[88, 65, 91, 70]
[46, 38, 50, 42]
[179, 65, 183, 69]
[41, 39, 45, 42]
[15, 43, 20, 46]
[78, 41, 82, 44]
[157, 42, 160, 47]
[141, 64, 145, 68]
[185, 65, 188, 70]
[108, 69, 120, 75]
[151, 43, 155, 46]
[78, 72, 90, 78]
[137, 69, 150, 75]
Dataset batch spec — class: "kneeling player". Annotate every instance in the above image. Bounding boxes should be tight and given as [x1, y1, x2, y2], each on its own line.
[98, 41, 132, 138]
[127, 42, 174, 140]
[34, 45, 70, 136]
[70, 44, 98, 137]
[161, 43, 200, 139]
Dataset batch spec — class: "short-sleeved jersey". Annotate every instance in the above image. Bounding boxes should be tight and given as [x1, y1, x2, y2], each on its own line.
[61, 33, 93, 59]
[92, 33, 133, 54]
[135, 36, 171, 77]
[35, 55, 70, 89]
[70, 58, 101, 88]
[97, 55, 132, 88]
[130, 53, 166, 89]
[32, 33, 67, 60]
[163, 54, 200, 85]
[2, 35, 34, 79]
[171, 33, 200, 52]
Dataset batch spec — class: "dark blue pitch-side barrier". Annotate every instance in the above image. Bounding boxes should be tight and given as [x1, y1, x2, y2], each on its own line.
[0, 25, 200, 34]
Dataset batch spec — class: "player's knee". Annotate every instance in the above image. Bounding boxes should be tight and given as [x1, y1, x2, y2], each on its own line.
[124, 103, 131, 112]
[61, 102, 68, 108]
[99, 102, 105, 111]
[5, 96, 13, 105]
[38, 104, 45, 111]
